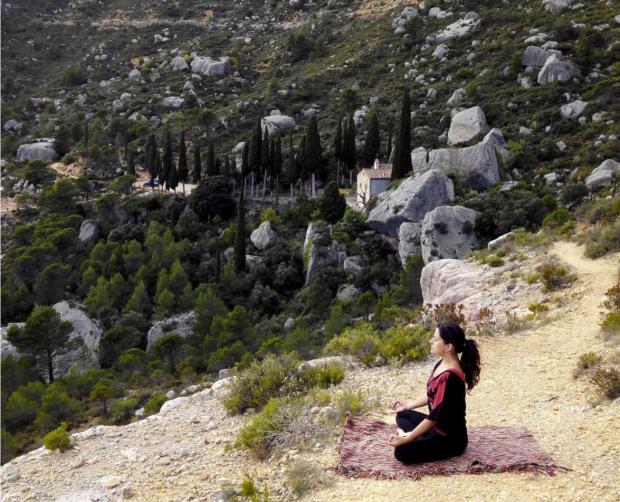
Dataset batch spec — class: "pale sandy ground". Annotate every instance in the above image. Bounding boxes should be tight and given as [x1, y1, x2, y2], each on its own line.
[310, 241, 620, 502]
[1, 242, 619, 502]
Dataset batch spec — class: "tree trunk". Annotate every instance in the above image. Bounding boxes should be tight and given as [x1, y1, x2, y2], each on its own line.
[46, 349, 54, 383]
[311, 173, 316, 198]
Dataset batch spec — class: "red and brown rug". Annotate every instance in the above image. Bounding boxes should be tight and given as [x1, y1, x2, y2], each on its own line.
[334, 414, 564, 480]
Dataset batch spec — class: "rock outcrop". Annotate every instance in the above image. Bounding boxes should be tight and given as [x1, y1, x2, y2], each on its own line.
[537, 54, 578, 85]
[420, 206, 479, 264]
[447, 106, 488, 146]
[78, 220, 98, 243]
[585, 159, 620, 191]
[398, 222, 422, 265]
[146, 312, 196, 351]
[411, 129, 508, 191]
[16, 140, 58, 162]
[366, 170, 454, 238]
[261, 114, 296, 136]
[303, 223, 345, 286]
[190, 56, 231, 77]
[250, 221, 277, 251]
[435, 12, 481, 43]
[560, 100, 588, 119]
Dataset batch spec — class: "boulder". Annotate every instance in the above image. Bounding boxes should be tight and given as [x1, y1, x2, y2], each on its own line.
[190, 56, 231, 77]
[537, 54, 578, 85]
[78, 219, 98, 243]
[367, 169, 454, 238]
[3, 119, 23, 133]
[303, 222, 345, 285]
[392, 7, 418, 34]
[542, 0, 572, 14]
[488, 232, 514, 251]
[447, 88, 465, 107]
[420, 206, 479, 264]
[301, 355, 359, 370]
[448, 106, 488, 145]
[170, 56, 189, 72]
[343, 255, 364, 275]
[544, 172, 558, 186]
[398, 222, 422, 264]
[162, 96, 185, 109]
[336, 284, 361, 302]
[411, 129, 508, 190]
[250, 221, 277, 250]
[0, 325, 21, 359]
[421, 258, 491, 307]
[585, 159, 620, 191]
[522, 46, 559, 67]
[146, 311, 196, 351]
[284, 318, 296, 331]
[50, 301, 103, 379]
[435, 12, 481, 43]
[560, 100, 588, 119]
[433, 44, 449, 60]
[128, 69, 142, 81]
[261, 114, 296, 136]
[16, 140, 58, 162]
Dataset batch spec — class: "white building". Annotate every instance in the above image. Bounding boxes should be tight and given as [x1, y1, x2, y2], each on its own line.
[356, 159, 392, 208]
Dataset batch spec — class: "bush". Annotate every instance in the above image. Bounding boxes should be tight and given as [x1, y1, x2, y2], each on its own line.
[286, 460, 328, 497]
[577, 352, 602, 371]
[143, 395, 167, 415]
[584, 220, 620, 259]
[1, 428, 18, 464]
[327, 390, 375, 425]
[601, 313, 620, 335]
[423, 303, 466, 329]
[223, 353, 343, 415]
[110, 398, 138, 423]
[536, 261, 576, 292]
[61, 66, 87, 86]
[43, 422, 71, 451]
[591, 367, 620, 399]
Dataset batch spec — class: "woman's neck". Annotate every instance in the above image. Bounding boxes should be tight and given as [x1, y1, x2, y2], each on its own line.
[440, 353, 460, 368]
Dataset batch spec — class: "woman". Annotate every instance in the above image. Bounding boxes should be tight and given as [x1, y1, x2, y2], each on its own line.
[388, 321, 481, 464]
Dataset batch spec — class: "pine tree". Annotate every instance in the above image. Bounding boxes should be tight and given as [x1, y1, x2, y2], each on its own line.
[155, 150, 164, 191]
[248, 118, 262, 197]
[318, 181, 346, 224]
[391, 87, 412, 180]
[127, 150, 135, 176]
[363, 109, 380, 166]
[163, 131, 175, 191]
[234, 185, 246, 273]
[271, 136, 283, 197]
[223, 154, 231, 179]
[206, 140, 217, 176]
[145, 135, 158, 187]
[261, 127, 271, 198]
[305, 116, 322, 198]
[177, 131, 188, 195]
[123, 280, 151, 316]
[297, 135, 307, 196]
[343, 115, 357, 184]
[334, 118, 343, 186]
[193, 145, 202, 183]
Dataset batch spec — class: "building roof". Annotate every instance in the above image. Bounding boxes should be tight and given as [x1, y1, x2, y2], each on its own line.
[359, 165, 392, 179]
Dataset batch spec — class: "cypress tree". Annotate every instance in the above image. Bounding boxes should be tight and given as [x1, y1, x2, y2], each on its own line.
[123, 118, 128, 156]
[193, 145, 202, 183]
[234, 185, 246, 273]
[145, 135, 158, 184]
[223, 154, 231, 179]
[155, 149, 163, 191]
[84, 120, 89, 157]
[363, 109, 380, 166]
[241, 142, 249, 180]
[206, 140, 217, 176]
[297, 136, 307, 196]
[305, 116, 322, 198]
[334, 118, 343, 186]
[127, 150, 135, 176]
[286, 133, 298, 198]
[344, 115, 356, 181]
[163, 131, 174, 191]
[391, 87, 412, 180]
[261, 128, 270, 197]
[168, 157, 178, 192]
[178, 131, 188, 195]
[248, 118, 262, 197]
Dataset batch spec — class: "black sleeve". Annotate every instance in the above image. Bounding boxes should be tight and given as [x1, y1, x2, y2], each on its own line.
[427, 373, 465, 424]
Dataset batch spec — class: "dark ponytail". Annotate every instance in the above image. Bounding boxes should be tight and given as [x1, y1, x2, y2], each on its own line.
[438, 321, 481, 391]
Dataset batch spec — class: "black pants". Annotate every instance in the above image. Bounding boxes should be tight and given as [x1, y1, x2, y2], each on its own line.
[394, 410, 467, 465]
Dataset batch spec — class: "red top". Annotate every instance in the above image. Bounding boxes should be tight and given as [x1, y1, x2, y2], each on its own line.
[426, 361, 467, 439]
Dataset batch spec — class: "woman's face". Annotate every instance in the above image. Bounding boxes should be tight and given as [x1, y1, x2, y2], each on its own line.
[430, 328, 449, 356]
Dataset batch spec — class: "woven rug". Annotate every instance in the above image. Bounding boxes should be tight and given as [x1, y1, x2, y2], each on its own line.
[334, 414, 563, 480]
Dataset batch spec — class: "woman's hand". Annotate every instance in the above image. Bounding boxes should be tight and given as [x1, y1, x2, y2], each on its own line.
[390, 400, 408, 413]
[388, 434, 405, 448]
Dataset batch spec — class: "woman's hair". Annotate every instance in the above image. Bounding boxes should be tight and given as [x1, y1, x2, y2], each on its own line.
[438, 321, 481, 391]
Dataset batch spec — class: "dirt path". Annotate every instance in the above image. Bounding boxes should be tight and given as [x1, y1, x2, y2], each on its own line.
[312, 242, 620, 501]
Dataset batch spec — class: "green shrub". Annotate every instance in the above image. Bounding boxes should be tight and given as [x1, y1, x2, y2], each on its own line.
[61, 66, 87, 86]
[1, 428, 18, 463]
[286, 460, 328, 497]
[486, 255, 505, 267]
[143, 395, 167, 415]
[260, 207, 279, 225]
[601, 313, 620, 335]
[308, 364, 345, 388]
[543, 208, 574, 229]
[110, 398, 138, 423]
[584, 220, 620, 259]
[591, 367, 620, 399]
[328, 390, 375, 425]
[577, 352, 602, 371]
[536, 261, 576, 292]
[528, 303, 549, 314]
[43, 422, 71, 451]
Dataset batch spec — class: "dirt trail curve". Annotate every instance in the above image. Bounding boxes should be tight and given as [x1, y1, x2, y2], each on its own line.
[314, 241, 620, 502]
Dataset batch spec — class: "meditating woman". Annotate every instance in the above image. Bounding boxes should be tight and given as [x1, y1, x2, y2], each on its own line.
[388, 321, 481, 464]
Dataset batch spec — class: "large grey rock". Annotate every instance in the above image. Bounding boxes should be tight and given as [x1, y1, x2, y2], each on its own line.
[128, 69, 142, 81]
[16, 140, 58, 162]
[537, 54, 578, 85]
[447, 88, 466, 107]
[542, 0, 571, 14]
[190, 56, 231, 77]
[448, 106, 488, 145]
[367, 169, 454, 238]
[51, 301, 103, 379]
[343, 255, 364, 275]
[522, 46, 559, 67]
[421, 259, 490, 306]
[433, 44, 449, 60]
[146, 311, 196, 351]
[336, 284, 362, 302]
[162, 96, 185, 109]
[411, 129, 507, 190]
[560, 100, 588, 119]
[435, 12, 481, 43]
[488, 232, 514, 251]
[78, 219, 98, 243]
[3, 119, 23, 133]
[170, 56, 189, 72]
[303, 223, 345, 285]
[420, 206, 479, 264]
[392, 7, 418, 34]
[585, 159, 620, 191]
[261, 114, 296, 136]
[250, 221, 277, 251]
[0, 325, 22, 359]
[398, 222, 422, 265]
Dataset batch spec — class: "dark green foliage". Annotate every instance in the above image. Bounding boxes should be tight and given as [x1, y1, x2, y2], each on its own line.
[89, 378, 121, 415]
[177, 131, 188, 192]
[286, 133, 298, 187]
[38, 383, 80, 426]
[391, 88, 412, 180]
[206, 141, 218, 177]
[38, 178, 80, 214]
[43, 422, 71, 451]
[287, 31, 315, 61]
[318, 182, 346, 224]
[2, 428, 18, 463]
[145, 135, 158, 182]
[304, 116, 323, 180]
[188, 176, 235, 221]
[249, 118, 262, 175]
[234, 185, 247, 273]
[7, 307, 75, 383]
[390, 254, 424, 307]
[33, 262, 72, 305]
[61, 65, 87, 86]
[362, 109, 380, 166]
[98, 327, 143, 368]
[192, 145, 202, 183]
[144, 395, 167, 415]
[152, 333, 185, 374]
[23, 160, 56, 186]
[561, 183, 588, 207]
[342, 115, 357, 174]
